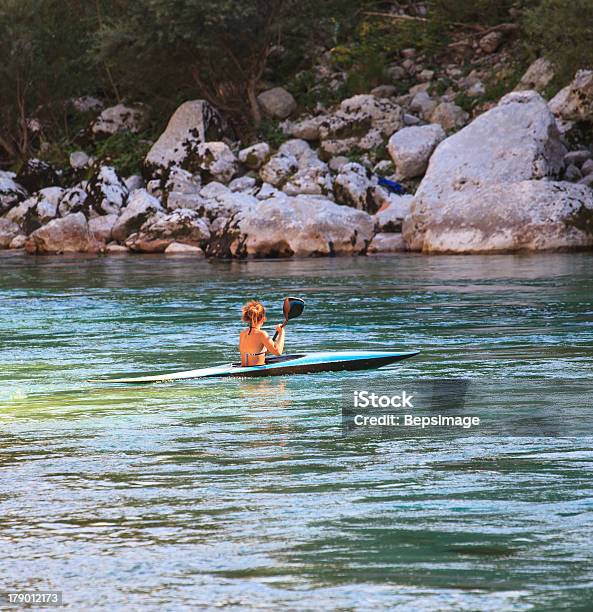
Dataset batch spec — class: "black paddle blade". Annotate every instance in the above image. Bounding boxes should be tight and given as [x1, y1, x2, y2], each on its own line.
[284, 297, 305, 321]
[273, 297, 305, 341]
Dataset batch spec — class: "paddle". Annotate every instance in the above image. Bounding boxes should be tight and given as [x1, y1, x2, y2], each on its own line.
[273, 297, 305, 341]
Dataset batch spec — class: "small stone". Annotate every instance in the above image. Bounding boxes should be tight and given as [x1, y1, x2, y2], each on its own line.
[581, 159, 593, 176]
[479, 31, 504, 54]
[164, 242, 205, 255]
[257, 87, 297, 119]
[106, 243, 129, 253]
[403, 113, 421, 126]
[368, 233, 406, 253]
[69, 151, 90, 170]
[564, 164, 582, 182]
[564, 150, 592, 166]
[417, 69, 434, 83]
[430, 102, 469, 131]
[401, 48, 416, 59]
[238, 143, 270, 170]
[371, 85, 397, 98]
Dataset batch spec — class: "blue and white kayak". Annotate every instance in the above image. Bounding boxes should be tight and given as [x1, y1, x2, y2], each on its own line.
[93, 350, 419, 384]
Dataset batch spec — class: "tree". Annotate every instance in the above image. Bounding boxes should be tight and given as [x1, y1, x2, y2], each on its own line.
[95, 0, 360, 128]
[0, 0, 99, 166]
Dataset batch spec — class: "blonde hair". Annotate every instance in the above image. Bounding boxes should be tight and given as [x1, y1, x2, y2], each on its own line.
[242, 300, 266, 329]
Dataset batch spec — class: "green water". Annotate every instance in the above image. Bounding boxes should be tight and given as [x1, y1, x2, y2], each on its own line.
[1, 252, 592, 610]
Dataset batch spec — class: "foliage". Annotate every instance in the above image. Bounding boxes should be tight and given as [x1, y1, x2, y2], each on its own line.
[0, 0, 100, 166]
[523, 0, 593, 86]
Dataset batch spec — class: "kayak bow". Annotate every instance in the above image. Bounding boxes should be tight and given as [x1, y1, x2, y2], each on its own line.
[92, 350, 419, 384]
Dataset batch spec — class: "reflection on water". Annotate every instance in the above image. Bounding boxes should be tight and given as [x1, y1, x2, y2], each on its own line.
[1, 253, 593, 610]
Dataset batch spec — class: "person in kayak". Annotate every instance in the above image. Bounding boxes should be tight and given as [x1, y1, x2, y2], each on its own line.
[239, 300, 285, 366]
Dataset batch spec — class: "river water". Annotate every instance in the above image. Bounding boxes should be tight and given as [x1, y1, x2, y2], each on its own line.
[1, 252, 592, 610]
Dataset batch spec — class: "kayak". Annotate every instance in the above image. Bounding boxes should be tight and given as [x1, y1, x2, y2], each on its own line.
[93, 350, 419, 384]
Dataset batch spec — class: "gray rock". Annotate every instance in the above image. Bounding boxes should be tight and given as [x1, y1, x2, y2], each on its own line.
[69, 151, 90, 170]
[430, 102, 469, 131]
[257, 87, 297, 119]
[410, 91, 437, 120]
[564, 150, 592, 167]
[0, 174, 27, 214]
[111, 189, 163, 242]
[333, 163, 382, 213]
[466, 81, 486, 98]
[368, 233, 406, 253]
[208, 195, 373, 258]
[548, 70, 593, 121]
[238, 143, 270, 169]
[284, 115, 326, 141]
[578, 173, 593, 187]
[564, 164, 582, 182]
[144, 100, 228, 177]
[164, 242, 205, 256]
[91, 103, 147, 137]
[85, 165, 129, 215]
[479, 31, 504, 54]
[582, 159, 593, 176]
[405, 181, 593, 253]
[417, 69, 434, 83]
[404, 90, 567, 251]
[194, 142, 237, 184]
[105, 243, 129, 254]
[387, 124, 445, 179]
[9, 234, 26, 249]
[58, 187, 88, 217]
[403, 113, 421, 126]
[71, 96, 103, 113]
[516, 58, 555, 92]
[259, 153, 298, 187]
[124, 175, 144, 192]
[25, 212, 102, 254]
[374, 194, 414, 232]
[0, 218, 22, 249]
[229, 176, 257, 193]
[328, 156, 350, 172]
[89, 214, 118, 243]
[371, 85, 397, 98]
[126, 208, 210, 252]
[386, 65, 406, 81]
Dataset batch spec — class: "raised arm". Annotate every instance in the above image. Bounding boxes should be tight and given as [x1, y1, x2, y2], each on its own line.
[260, 327, 285, 356]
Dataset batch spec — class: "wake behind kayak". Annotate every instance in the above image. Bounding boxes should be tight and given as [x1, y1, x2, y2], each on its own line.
[90, 350, 419, 384]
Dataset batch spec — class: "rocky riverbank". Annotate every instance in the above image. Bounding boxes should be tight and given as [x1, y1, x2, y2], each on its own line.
[2, 59, 593, 257]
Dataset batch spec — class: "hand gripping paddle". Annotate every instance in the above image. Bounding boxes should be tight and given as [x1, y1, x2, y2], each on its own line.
[272, 297, 305, 341]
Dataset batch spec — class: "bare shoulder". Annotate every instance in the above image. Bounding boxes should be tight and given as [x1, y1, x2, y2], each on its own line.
[255, 329, 269, 339]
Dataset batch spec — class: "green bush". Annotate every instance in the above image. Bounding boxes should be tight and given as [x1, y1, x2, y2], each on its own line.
[523, 0, 593, 86]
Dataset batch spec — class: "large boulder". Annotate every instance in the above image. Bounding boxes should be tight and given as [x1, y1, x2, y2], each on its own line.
[0, 172, 27, 214]
[207, 195, 374, 258]
[410, 181, 593, 253]
[91, 103, 148, 137]
[144, 100, 229, 177]
[111, 189, 163, 242]
[403, 91, 580, 250]
[125, 208, 210, 253]
[404, 91, 567, 251]
[7, 187, 63, 234]
[387, 124, 445, 179]
[0, 218, 23, 249]
[25, 213, 102, 254]
[85, 165, 129, 215]
[548, 70, 593, 122]
[257, 87, 297, 119]
[368, 233, 406, 253]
